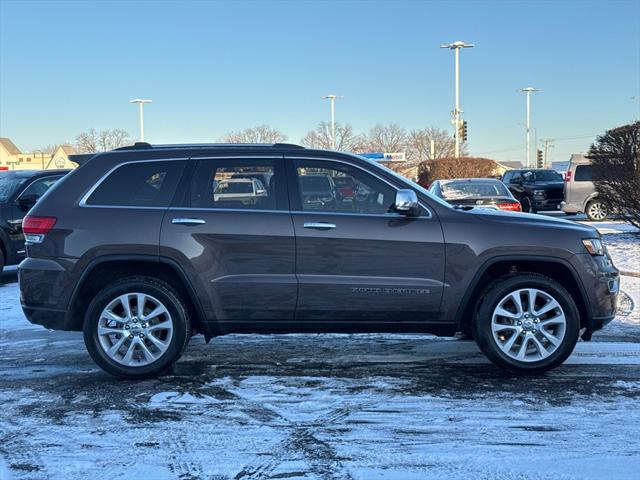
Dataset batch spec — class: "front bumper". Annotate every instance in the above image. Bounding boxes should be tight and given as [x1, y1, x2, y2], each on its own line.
[571, 253, 619, 339]
[533, 198, 563, 211]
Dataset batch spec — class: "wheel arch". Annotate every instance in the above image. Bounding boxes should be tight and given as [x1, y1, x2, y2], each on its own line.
[66, 255, 213, 339]
[456, 256, 592, 338]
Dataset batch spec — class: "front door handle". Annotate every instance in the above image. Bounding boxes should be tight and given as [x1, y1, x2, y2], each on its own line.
[172, 217, 206, 226]
[303, 222, 336, 230]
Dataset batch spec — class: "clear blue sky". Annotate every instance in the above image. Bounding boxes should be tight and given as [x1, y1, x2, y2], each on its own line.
[1, 0, 639, 162]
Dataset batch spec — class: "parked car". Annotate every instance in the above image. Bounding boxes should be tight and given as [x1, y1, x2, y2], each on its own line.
[213, 178, 267, 206]
[0, 169, 69, 274]
[19, 143, 618, 378]
[332, 175, 356, 204]
[231, 171, 274, 189]
[299, 173, 338, 210]
[428, 178, 521, 212]
[502, 169, 565, 213]
[561, 154, 608, 221]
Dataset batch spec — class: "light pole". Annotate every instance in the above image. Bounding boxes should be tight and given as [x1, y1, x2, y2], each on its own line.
[322, 94, 342, 149]
[440, 40, 474, 158]
[520, 87, 540, 168]
[130, 99, 152, 142]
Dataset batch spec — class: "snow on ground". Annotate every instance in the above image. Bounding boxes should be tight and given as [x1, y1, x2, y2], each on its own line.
[1, 222, 639, 479]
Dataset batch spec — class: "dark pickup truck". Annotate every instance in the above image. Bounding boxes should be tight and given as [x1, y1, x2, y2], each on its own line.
[502, 169, 565, 213]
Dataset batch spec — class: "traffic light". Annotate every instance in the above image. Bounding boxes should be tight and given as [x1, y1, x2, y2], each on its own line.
[537, 149, 544, 168]
[459, 120, 468, 142]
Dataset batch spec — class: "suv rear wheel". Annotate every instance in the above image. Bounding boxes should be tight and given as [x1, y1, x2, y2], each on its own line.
[585, 199, 608, 221]
[473, 273, 579, 374]
[83, 276, 191, 379]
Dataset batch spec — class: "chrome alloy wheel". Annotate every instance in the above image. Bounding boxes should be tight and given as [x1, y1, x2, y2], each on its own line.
[587, 202, 607, 221]
[491, 288, 566, 362]
[97, 292, 173, 367]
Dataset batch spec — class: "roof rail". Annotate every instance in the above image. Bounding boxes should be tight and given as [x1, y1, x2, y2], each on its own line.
[113, 142, 306, 151]
[114, 142, 152, 150]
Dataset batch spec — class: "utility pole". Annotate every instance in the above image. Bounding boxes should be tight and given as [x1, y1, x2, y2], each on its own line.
[520, 87, 540, 168]
[540, 138, 555, 168]
[430, 139, 435, 159]
[130, 99, 152, 142]
[322, 94, 342, 149]
[441, 41, 474, 158]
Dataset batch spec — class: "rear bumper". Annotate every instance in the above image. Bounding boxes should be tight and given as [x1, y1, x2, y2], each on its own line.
[19, 256, 77, 330]
[560, 201, 582, 214]
[21, 305, 70, 330]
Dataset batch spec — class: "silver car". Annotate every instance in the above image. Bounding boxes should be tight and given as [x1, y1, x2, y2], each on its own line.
[561, 154, 608, 221]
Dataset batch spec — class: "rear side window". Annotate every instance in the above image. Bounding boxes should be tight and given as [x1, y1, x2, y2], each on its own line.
[86, 161, 186, 207]
[189, 159, 280, 210]
[574, 165, 593, 182]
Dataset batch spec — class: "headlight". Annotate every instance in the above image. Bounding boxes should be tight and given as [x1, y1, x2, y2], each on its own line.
[582, 238, 605, 256]
[533, 189, 546, 197]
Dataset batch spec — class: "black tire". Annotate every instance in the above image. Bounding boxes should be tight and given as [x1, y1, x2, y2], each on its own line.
[83, 276, 191, 379]
[585, 199, 608, 221]
[0, 248, 4, 278]
[473, 273, 580, 374]
[521, 196, 536, 214]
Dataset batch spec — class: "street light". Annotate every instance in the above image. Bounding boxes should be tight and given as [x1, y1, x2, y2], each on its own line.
[130, 99, 152, 142]
[520, 87, 540, 168]
[440, 40, 474, 158]
[322, 94, 342, 149]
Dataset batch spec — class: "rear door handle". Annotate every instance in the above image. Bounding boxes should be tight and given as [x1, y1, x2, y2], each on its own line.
[172, 217, 206, 226]
[303, 222, 336, 230]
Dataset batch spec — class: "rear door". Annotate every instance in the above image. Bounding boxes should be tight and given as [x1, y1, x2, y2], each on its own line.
[573, 164, 595, 208]
[160, 156, 296, 326]
[287, 156, 445, 323]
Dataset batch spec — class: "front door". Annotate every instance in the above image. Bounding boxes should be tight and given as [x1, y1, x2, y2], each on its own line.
[287, 157, 445, 323]
[160, 156, 296, 327]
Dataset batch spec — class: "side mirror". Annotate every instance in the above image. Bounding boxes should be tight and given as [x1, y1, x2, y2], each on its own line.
[394, 189, 420, 217]
[16, 193, 39, 211]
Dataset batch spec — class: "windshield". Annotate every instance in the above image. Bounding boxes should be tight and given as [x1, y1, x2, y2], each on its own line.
[359, 156, 454, 209]
[0, 173, 28, 202]
[301, 176, 331, 192]
[523, 170, 563, 182]
[216, 181, 253, 194]
[441, 181, 510, 199]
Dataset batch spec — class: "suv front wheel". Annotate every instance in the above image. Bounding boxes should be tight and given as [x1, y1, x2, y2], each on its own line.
[585, 199, 608, 221]
[83, 276, 191, 379]
[473, 273, 579, 374]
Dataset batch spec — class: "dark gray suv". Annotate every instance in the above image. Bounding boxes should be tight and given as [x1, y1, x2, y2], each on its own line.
[19, 143, 619, 378]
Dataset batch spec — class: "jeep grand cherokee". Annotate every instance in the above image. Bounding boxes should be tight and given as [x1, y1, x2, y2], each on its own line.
[19, 143, 619, 378]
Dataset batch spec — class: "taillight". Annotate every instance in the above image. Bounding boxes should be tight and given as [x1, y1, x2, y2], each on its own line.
[498, 202, 522, 212]
[565, 171, 572, 182]
[23, 216, 57, 244]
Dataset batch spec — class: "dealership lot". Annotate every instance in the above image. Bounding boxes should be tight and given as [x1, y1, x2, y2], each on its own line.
[1, 220, 638, 480]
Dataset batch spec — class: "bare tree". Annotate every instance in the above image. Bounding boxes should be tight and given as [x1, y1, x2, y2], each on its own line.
[364, 123, 408, 154]
[75, 128, 131, 153]
[406, 127, 465, 163]
[300, 122, 366, 152]
[219, 125, 287, 144]
[35, 144, 63, 155]
[588, 121, 640, 229]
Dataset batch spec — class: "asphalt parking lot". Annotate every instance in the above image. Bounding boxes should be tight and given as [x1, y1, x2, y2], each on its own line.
[1, 219, 639, 480]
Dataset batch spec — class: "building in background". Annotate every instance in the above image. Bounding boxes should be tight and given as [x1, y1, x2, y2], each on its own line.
[0, 138, 78, 171]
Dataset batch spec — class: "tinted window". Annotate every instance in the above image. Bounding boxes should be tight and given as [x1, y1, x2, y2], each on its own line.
[87, 161, 185, 207]
[190, 159, 277, 210]
[574, 165, 593, 182]
[295, 160, 395, 215]
[522, 170, 563, 182]
[441, 181, 510, 199]
[20, 176, 61, 199]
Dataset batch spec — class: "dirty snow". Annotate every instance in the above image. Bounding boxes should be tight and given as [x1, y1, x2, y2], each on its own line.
[0, 221, 639, 479]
